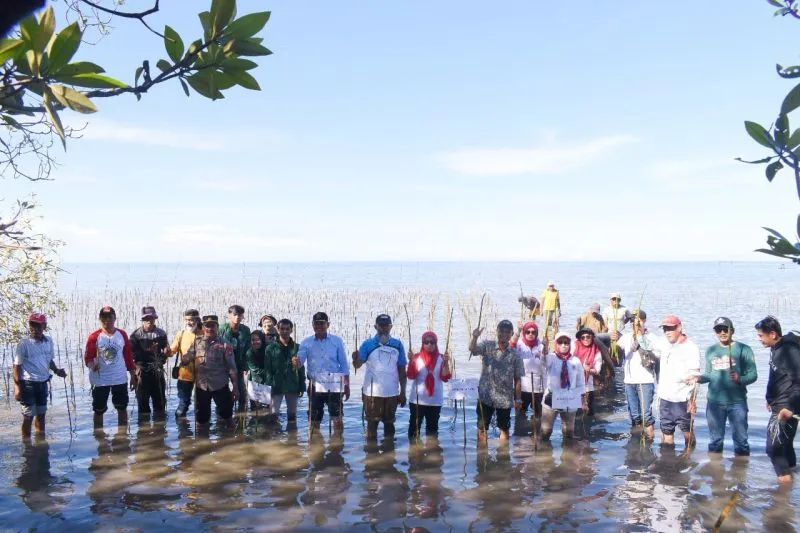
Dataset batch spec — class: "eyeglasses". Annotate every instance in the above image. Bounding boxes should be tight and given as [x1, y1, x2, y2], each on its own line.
[423, 340, 436, 345]
[662, 325, 678, 332]
[556, 340, 570, 345]
[713, 326, 729, 334]
[580, 334, 593, 340]
[524, 330, 537, 335]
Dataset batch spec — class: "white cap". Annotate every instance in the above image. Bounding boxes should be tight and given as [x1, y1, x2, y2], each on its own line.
[610, 292, 621, 299]
[547, 281, 555, 287]
[554, 331, 571, 342]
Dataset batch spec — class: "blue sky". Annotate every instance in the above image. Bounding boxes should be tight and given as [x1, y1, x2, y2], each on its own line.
[7, 0, 800, 261]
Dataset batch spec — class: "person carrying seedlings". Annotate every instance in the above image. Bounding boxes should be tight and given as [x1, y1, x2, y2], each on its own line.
[183, 315, 239, 426]
[264, 319, 306, 431]
[84, 306, 138, 429]
[576, 303, 607, 334]
[353, 314, 408, 440]
[656, 315, 701, 448]
[219, 304, 251, 412]
[406, 331, 452, 440]
[755, 315, 800, 484]
[573, 327, 606, 416]
[294, 312, 351, 435]
[603, 293, 632, 338]
[541, 331, 585, 440]
[130, 306, 170, 419]
[537, 282, 561, 340]
[617, 310, 659, 439]
[469, 319, 524, 446]
[170, 309, 201, 418]
[688, 317, 757, 456]
[510, 321, 545, 436]
[13, 313, 67, 438]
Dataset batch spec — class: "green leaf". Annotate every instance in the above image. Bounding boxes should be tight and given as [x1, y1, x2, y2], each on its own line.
[221, 57, 258, 70]
[781, 83, 800, 115]
[763, 226, 791, 241]
[767, 0, 784, 7]
[744, 120, 774, 149]
[777, 63, 800, 79]
[766, 160, 783, 181]
[225, 69, 260, 90]
[56, 62, 105, 77]
[42, 92, 66, 149]
[735, 156, 774, 164]
[211, 0, 237, 37]
[135, 66, 143, 86]
[199, 11, 212, 42]
[164, 25, 184, 64]
[156, 59, 172, 73]
[179, 78, 190, 97]
[19, 16, 40, 49]
[46, 22, 83, 75]
[48, 84, 97, 113]
[187, 39, 202, 57]
[766, 235, 800, 255]
[231, 39, 272, 57]
[755, 247, 792, 258]
[213, 70, 237, 90]
[186, 70, 224, 100]
[38, 7, 56, 50]
[25, 48, 41, 76]
[225, 11, 271, 39]
[0, 39, 26, 64]
[775, 114, 790, 148]
[1, 114, 22, 129]
[56, 73, 128, 89]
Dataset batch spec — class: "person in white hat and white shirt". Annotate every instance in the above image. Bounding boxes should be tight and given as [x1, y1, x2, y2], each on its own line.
[541, 331, 585, 440]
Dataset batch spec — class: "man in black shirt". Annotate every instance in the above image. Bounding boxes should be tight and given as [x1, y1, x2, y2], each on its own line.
[130, 306, 170, 418]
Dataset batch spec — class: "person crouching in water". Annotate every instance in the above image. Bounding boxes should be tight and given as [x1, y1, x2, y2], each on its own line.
[510, 321, 545, 436]
[469, 320, 524, 447]
[541, 331, 585, 441]
[407, 331, 452, 442]
[574, 328, 604, 417]
[265, 319, 306, 431]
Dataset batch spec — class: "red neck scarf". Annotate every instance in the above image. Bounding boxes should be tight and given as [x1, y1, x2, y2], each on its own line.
[573, 339, 598, 382]
[419, 331, 440, 397]
[521, 321, 539, 348]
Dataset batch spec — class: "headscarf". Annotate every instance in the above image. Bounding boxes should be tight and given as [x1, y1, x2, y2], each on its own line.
[573, 333, 599, 383]
[520, 321, 539, 348]
[247, 329, 268, 370]
[408, 331, 440, 397]
[555, 338, 571, 389]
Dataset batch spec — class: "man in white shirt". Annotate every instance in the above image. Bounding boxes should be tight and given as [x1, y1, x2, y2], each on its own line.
[656, 314, 701, 448]
[617, 310, 658, 440]
[13, 313, 67, 438]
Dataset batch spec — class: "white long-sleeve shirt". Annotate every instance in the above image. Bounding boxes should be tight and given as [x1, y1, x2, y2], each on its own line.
[603, 305, 630, 334]
[655, 336, 701, 402]
[618, 331, 659, 385]
[544, 353, 585, 411]
[516, 342, 545, 393]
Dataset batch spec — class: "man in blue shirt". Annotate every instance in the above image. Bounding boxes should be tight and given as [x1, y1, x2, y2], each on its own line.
[352, 314, 407, 441]
[294, 312, 350, 435]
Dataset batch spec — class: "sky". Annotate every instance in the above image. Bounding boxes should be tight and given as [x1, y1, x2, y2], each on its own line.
[5, 0, 800, 262]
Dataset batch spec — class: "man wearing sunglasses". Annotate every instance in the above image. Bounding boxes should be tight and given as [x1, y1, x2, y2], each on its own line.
[691, 317, 756, 457]
[657, 315, 701, 448]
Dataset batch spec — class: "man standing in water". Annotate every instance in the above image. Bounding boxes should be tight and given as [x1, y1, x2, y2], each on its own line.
[694, 317, 757, 456]
[353, 314, 408, 441]
[469, 320, 524, 446]
[219, 304, 251, 412]
[617, 311, 658, 439]
[755, 316, 800, 484]
[84, 306, 138, 429]
[170, 309, 201, 418]
[576, 303, 607, 334]
[183, 315, 239, 426]
[13, 313, 67, 438]
[657, 315, 701, 448]
[538, 282, 561, 340]
[130, 306, 170, 419]
[294, 312, 350, 435]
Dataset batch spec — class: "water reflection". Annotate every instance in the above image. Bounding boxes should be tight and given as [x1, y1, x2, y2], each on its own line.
[16, 438, 70, 517]
[88, 428, 133, 516]
[356, 439, 409, 528]
[302, 436, 351, 528]
[407, 439, 451, 522]
[470, 446, 524, 530]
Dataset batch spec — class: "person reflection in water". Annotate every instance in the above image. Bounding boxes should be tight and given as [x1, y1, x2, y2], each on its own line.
[88, 428, 133, 516]
[302, 437, 351, 528]
[471, 447, 524, 530]
[407, 439, 450, 522]
[16, 438, 67, 516]
[357, 440, 409, 526]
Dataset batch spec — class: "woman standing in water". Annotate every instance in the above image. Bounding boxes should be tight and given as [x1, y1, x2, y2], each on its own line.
[511, 321, 545, 436]
[541, 331, 585, 440]
[247, 330, 272, 415]
[573, 328, 604, 417]
[407, 331, 452, 441]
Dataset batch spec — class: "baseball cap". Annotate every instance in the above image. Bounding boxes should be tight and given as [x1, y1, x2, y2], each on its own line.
[184, 309, 200, 317]
[554, 331, 571, 342]
[141, 306, 158, 320]
[713, 317, 734, 330]
[375, 314, 392, 326]
[661, 315, 682, 327]
[202, 314, 219, 325]
[610, 292, 621, 300]
[99, 306, 116, 317]
[28, 313, 47, 324]
[547, 281, 555, 287]
[312, 311, 329, 323]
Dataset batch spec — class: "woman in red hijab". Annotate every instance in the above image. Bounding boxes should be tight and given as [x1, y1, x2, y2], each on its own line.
[407, 331, 452, 441]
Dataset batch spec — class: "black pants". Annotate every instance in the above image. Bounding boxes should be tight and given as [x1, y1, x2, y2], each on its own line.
[310, 392, 342, 423]
[136, 369, 166, 414]
[521, 392, 543, 418]
[195, 386, 233, 424]
[92, 383, 129, 414]
[408, 403, 441, 438]
[476, 402, 511, 431]
[767, 414, 798, 476]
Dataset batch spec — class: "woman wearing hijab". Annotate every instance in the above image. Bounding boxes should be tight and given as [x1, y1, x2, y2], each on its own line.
[247, 329, 272, 415]
[406, 331, 452, 440]
[511, 321, 546, 435]
[574, 328, 604, 416]
[541, 331, 585, 440]
[264, 319, 305, 431]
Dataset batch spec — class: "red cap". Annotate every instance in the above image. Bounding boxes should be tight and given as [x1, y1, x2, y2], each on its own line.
[28, 313, 47, 324]
[661, 314, 682, 327]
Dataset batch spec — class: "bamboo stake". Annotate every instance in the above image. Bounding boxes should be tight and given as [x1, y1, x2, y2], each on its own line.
[712, 492, 739, 533]
[469, 293, 486, 361]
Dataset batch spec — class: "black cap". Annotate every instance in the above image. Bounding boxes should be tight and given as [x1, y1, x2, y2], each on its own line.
[141, 306, 158, 320]
[312, 311, 329, 323]
[99, 306, 116, 317]
[228, 304, 245, 315]
[375, 314, 392, 326]
[713, 317, 734, 331]
[631, 309, 647, 321]
[184, 308, 200, 317]
[497, 319, 514, 331]
[576, 327, 596, 339]
[202, 314, 219, 325]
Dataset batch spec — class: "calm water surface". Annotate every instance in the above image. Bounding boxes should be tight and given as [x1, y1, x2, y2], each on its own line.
[1, 261, 798, 531]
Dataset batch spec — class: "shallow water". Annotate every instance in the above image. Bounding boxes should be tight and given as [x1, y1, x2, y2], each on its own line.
[1, 262, 799, 531]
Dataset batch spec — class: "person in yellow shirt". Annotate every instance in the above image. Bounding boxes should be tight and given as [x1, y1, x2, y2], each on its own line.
[171, 309, 201, 418]
[538, 282, 561, 346]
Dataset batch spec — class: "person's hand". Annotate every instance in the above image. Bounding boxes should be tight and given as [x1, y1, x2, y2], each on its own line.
[291, 356, 300, 369]
[399, 394, 407, 408]
[13, 385, 21, 402]
[688, 400, 697, 415]
[351, 350, 360, 365]
[583, 362, 592, 373]
[611, 331, 619, 342]
[779, 408, 794, 423]
[514, 397, 522, 412]
[729, 371, 740, 383]
[55, 368, 67, 378]
[129, 373, 139, 391]
[516, 320, 524, 331]
[684, 375, 698, 385]
[232, 386, 240, 402]
[344, 384, 350, 401]
[472, 327, 484, 339]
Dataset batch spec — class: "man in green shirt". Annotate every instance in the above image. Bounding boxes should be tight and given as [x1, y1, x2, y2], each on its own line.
[695, 317, 757, 456]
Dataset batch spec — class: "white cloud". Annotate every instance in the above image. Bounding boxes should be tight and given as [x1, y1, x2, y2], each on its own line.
[437, 135, 638, 176]
[160, 225, 304, 248]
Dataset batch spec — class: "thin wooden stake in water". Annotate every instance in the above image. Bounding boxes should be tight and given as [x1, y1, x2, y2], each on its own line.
[469, 293, 486, 361]
[712, 491, 740, 533]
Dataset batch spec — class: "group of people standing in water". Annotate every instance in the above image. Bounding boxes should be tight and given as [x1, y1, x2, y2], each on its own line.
[10, 289, 800, 485]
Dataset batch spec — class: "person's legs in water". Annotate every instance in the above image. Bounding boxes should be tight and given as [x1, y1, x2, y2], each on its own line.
[728, 403, 750, 456]
[706, 402, 726, 453]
